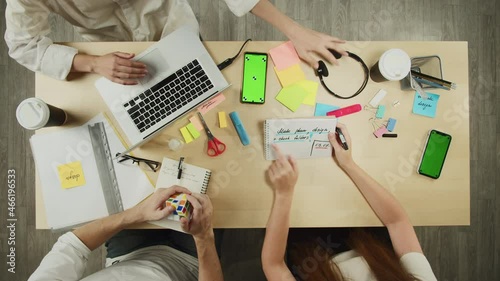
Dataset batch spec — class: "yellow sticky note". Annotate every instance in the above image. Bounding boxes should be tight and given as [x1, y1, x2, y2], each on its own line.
[296, 80, 319, 106]
[57, 161, 86, 189]
[274, 64, 306, 88]
[186, 123, 201, 139]
[218, 111, 227, 128]
[275, 84, 308, 112]
[180, 127, 194, 143]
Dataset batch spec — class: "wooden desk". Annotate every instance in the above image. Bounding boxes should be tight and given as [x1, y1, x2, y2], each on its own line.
[35, 41, 470, 229]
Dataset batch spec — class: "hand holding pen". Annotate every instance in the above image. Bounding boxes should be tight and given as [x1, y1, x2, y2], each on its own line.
[328, 123, 354, 169]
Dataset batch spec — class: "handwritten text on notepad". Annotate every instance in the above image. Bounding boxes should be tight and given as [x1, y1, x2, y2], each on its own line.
[273, 127, 330, 142]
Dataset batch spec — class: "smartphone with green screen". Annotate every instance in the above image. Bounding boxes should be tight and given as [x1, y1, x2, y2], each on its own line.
[241, 52, 268, 104]
[418, 130, 452, 179]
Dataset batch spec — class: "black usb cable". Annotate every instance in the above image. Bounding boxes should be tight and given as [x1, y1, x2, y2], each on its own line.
[217, 39, 252, 70]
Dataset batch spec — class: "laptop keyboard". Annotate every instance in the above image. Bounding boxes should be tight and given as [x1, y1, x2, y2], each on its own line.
[123, 59, 214, 133]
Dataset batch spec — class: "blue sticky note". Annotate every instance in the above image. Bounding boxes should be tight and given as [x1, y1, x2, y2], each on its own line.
[314, 103, 340, 116]
[387, 118, 397, 132]
[412, 92, 440, 118]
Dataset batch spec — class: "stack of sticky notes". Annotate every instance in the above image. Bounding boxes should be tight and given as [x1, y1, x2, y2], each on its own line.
[180, 122, 201, 144]
[269, 41, 319, 112]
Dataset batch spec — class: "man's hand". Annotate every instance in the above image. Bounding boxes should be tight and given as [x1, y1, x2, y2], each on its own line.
[128, 186, 192, 223]
[328, 123, 354, 169]
[267, 145, 298, 196]
[91, 52, 148, 85]
[181, 193, 214, 240]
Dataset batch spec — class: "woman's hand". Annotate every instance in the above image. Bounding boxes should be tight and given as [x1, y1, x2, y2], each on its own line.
[267, 145, 299, 196]
[328, 123, 354, 168]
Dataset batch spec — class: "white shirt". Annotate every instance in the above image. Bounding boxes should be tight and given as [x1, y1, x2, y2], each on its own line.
[28, 232, 200, 281]
[5, 0, 259, 80]
[333, 250, 438, 281]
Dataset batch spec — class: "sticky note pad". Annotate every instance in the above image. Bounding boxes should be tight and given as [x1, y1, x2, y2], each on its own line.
[180, 127, 194, 143]
[373, 126, 389, 138]
[274, 64, 306, 88]
[269, 41, 301, 71]
[189, 115, 203, 131]
[186, 123, 200, 139]
[412, 92, 440, 118]
[275, 84, 308, 112]
[218, 111, 227, 128]
[295, 80, 319, 106]
[57, 161, 86, 189]
[386, 118, 397, 132]
[375, 105, 386, 119]
[314, 103, 340, 116]
[198, 94, 226, 114]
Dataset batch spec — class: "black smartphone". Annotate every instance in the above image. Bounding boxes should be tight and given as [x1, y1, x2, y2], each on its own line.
[417, 130, 452, 179]
[241, 52, 268, 104]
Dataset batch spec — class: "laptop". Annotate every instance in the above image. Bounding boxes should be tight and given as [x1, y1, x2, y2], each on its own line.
[95, 26, 229, 154]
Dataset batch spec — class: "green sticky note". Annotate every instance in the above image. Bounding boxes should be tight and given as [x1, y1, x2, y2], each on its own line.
[180, 127, 193, 143]
[186, 123, 201, 139]
[295, 80, 319, 106]
[275, 84, 308, 112]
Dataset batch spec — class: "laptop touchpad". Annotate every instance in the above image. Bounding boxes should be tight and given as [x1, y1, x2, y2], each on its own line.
[137, 48, 168, 85]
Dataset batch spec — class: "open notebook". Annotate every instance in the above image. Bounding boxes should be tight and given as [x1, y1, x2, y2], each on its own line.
[149, 157, 211, 232]
[30, 114, 154, 229]
[264, 118, 338, 160]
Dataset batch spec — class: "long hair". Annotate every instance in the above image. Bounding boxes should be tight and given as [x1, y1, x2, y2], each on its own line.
[288, 228, 416, 281]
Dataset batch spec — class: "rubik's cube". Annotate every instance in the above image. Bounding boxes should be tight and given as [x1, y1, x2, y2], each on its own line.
[165, 193, 192, 221]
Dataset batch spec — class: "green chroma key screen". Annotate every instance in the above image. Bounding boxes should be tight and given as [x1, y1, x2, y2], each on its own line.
[418, 130, 452, 179]
[241, 52, 268, 104]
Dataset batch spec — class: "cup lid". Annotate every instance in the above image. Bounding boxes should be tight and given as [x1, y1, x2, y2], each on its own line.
[16, 98, 50, 130]
[379, 49, 411, 81]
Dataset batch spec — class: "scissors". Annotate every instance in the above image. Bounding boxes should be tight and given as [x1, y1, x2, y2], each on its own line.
[197, 112, 226, 157]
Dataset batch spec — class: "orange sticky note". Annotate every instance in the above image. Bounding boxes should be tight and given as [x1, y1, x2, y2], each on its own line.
[274, 64, 306, 88]
[189, 115, 204, 131]
[198, 94, 226, 114]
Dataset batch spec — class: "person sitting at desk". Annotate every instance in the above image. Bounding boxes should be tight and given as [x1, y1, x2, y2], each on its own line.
[5, 0, 347, 85]
[28, 186, 223, 281]
[261, 124, 438, 281]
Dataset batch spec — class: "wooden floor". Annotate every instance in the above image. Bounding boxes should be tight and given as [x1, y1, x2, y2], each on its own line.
[0, 0, 498, 280]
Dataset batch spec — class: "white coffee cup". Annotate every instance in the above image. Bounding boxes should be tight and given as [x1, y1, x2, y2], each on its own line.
[370, 49, 411, 82]
[16, 98, 67, 130]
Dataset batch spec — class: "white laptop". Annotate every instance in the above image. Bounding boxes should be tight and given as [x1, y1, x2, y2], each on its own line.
[95, 26, 229, 154]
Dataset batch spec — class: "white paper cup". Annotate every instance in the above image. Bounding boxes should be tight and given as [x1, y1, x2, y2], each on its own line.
[16, 98, 67, 130]
[370, 49, 411, 82]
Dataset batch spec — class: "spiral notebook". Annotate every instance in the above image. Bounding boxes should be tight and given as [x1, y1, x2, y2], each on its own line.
[264, 118, 338, 160]
[149, 157, 211, 232]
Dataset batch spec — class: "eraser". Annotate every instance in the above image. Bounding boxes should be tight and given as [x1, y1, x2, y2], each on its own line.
[386, 118, 397, 132]
[375, 105, 386, 119]
[369, 89, 387, 107]
[373, 126, 389, 138]
[218, 111, 227, 128]
[229, 111, 250, 146]
[180, 127, 193, 143]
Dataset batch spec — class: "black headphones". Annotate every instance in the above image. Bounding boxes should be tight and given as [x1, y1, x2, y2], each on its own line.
[316, 49, 369, 99]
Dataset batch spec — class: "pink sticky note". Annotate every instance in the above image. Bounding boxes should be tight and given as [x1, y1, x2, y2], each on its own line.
[269, 41, 301, 71]
[189, 115, 204, 131]
[198, 94, 226, 114]
[373, 126, 389, 138]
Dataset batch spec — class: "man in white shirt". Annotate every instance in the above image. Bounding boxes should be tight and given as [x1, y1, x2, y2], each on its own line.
[5, 0, 347, 85]
[28, 186, 223, 281]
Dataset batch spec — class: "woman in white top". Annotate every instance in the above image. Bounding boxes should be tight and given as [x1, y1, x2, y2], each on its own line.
[5, 0, 347, 84]
[262, 123, 438, 281]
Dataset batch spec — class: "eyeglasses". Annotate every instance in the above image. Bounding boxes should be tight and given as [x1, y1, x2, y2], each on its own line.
[116, 153, 161, 172]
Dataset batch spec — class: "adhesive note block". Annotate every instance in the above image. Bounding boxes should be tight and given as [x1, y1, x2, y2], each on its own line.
[369, 89, 387, 107]
[375, 105, 386, 119]
[57, 161, 86, 189]
[275, 84, 308, 112]
[189, 115, 203, 131]
[295, 80, 319, 106]
[198, 94, 226, 114]
[180, 127, 193, 143]
[314, 103, 339, 116]
[386, 118, 397, 132]
[218, 111, 227, 128]
[274, 64, 306, 88]
[412, 92, 440, 118]
[373, 126, 389, 138]
[269, 41, 301, 71]
[186, 123, 200, 139]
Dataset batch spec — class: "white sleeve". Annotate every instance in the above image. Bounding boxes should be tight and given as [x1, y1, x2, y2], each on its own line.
[28, 232, 91, 281]
[4, 0, 78, 80]
[400, 252, 438, 281]
[223, 0, 260, 17]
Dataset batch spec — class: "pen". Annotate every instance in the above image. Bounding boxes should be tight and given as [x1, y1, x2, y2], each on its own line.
[177, 157, 184, 179]
[336, 128, 348, 150]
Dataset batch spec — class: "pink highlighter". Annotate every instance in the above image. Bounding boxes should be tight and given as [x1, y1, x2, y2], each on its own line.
[326, 104, 362, 118]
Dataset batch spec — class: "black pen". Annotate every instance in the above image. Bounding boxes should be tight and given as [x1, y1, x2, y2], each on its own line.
[177, 157, 184, 179]
[336, 128, 348, 150]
